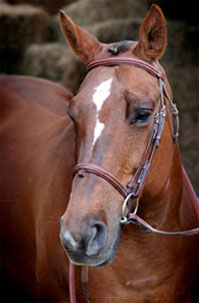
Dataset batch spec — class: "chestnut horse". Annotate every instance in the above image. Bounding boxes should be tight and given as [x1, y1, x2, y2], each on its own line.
[0, 4, 198, 303]
[0, 76, 76, 302]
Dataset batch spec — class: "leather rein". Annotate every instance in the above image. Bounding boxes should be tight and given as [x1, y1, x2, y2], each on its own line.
[69, 57, 199, 303]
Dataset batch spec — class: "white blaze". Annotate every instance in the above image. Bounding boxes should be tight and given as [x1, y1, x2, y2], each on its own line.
[92, 78, 112, 146]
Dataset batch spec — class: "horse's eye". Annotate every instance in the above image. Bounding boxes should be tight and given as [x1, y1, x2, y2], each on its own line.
[131, 108, 152, 124]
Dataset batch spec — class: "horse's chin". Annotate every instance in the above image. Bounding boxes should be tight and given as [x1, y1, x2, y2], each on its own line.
[66, 227, 120, 267]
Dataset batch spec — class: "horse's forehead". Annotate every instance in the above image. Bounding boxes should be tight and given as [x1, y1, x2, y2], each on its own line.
[77, 69, 117, 102]
[77, 63, 159, 106]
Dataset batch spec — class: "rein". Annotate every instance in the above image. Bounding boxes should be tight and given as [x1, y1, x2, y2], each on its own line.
[69, 57, 199, 303]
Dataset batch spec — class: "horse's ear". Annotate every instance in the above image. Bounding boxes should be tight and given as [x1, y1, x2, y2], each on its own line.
[134, 4, 167, 61]
[59, 10, 102, 63]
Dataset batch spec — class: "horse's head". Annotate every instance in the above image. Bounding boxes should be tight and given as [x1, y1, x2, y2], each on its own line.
[60, 5, 176, 266]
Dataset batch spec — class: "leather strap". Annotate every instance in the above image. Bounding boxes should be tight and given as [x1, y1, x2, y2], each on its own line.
[69, 263, 89, 303]
[86, 57, 165, 80]
[69, 262, 77, 303]
[128, 213, 199, 236]
[73, 163, 128, 198]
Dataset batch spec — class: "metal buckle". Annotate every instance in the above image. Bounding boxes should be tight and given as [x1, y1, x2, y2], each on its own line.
[171, 103, 179, 141]
[120, 193, 139, 225]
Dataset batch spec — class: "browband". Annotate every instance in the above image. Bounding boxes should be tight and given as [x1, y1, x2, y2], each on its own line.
[86, 57, 166, 80]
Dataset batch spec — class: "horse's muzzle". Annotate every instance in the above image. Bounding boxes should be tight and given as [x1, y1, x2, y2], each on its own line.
[60, 218, 107, 265]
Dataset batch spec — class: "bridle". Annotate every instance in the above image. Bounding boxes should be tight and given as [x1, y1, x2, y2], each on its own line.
[73, 56, 198, 235]
[69, 57, 199, 303]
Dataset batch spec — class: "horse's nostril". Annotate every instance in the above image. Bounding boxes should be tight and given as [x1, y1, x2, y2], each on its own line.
[86, 221, 107, 257]
[60, 220, 107, 259]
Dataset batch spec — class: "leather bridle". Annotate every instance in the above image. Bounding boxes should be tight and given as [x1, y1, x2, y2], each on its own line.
[69, 57, 199, 303]
[73, 57, 198, 235]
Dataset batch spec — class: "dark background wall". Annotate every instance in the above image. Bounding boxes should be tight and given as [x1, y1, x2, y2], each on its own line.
[0, 0, 198, 191]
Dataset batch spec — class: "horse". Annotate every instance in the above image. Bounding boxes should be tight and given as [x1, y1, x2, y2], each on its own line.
[0, 4, 198, 303]
[59, 4, 199, 302]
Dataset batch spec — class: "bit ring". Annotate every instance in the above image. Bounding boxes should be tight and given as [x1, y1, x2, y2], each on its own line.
[120, 193, 139, 224]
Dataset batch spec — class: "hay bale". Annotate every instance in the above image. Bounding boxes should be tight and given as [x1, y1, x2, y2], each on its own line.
[53, 16, 141, 43]
[5, 0, 76, 14]
[22, 43, 67, 80]
[62, 0, 147, 25]
[0, 3, 49, 51]
[22, 42, 85, 93]
[85, 18, 141, 43]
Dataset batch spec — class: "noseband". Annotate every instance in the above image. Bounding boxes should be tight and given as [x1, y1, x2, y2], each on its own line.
[73, 57, 199, 236]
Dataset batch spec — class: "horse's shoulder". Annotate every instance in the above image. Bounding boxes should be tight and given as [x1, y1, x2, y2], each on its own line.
[0, 75, 73, 116]
[0, 74, 75, 177]
[0, 75, 75, 204]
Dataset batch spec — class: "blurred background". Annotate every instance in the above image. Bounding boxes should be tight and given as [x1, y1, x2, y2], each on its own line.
[0, 0, 198, 191]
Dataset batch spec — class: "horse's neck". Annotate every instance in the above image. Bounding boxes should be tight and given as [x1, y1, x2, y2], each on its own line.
[136, 144, 184, 232]
[126, 142, 198, 237]
[112, 145, 198, 302]
[180, 167, 199, 229]
[168, 144, 199, 229]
